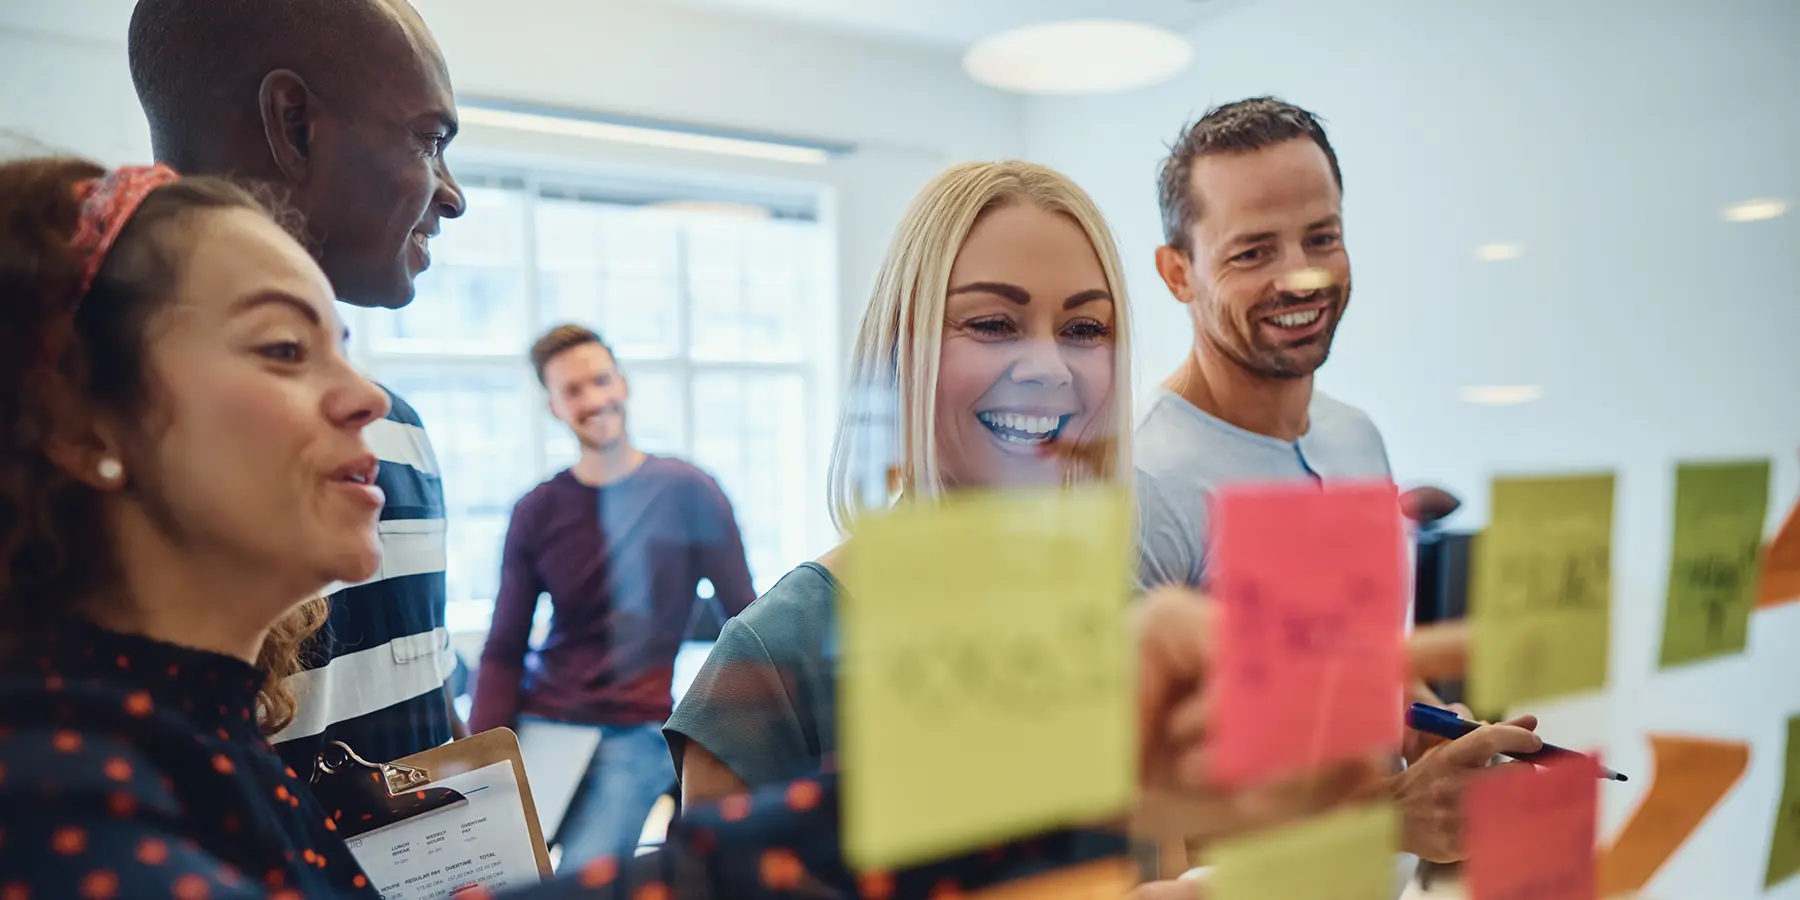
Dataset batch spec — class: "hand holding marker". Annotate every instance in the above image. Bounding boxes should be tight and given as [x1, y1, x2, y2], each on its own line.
[1407, 703, 1628, 781]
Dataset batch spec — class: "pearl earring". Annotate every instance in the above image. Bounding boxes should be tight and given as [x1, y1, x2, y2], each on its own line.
[97, 458, 123, 481]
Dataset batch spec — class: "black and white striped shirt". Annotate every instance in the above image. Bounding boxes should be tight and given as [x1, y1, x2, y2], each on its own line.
[273, 386, 455, 772]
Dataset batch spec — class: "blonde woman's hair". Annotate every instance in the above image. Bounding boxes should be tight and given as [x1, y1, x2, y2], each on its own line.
[827, 160, 1133, 534]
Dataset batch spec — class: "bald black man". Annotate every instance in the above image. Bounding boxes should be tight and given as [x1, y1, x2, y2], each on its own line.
[128, 0, 469, 773]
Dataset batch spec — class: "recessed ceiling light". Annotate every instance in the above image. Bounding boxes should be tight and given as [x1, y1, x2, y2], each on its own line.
[1721, 198, 1788, 223]
[1459, 385, 1543, 406]
[1474, 242, 1525, 262]
[459, 105, 833, 165]
[963, 20, 1193, 96]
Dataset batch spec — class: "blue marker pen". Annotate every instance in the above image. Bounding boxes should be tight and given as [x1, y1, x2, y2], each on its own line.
[1406, 703, 1628, 782]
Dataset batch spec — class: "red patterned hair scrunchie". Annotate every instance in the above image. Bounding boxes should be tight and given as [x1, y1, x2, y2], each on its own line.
[68, 163, 182, 298]
[35, 163, 182, 373]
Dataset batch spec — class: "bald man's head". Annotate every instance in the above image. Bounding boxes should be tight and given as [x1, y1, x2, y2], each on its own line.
[128, 0, 467, 308]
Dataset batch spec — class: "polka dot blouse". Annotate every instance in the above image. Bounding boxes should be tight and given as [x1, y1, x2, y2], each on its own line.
[0, 619, 377, 898]
[0, 620, 1126, 899]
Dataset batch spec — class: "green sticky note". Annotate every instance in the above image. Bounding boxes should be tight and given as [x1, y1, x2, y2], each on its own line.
[838, 487, 1134, 870]
[1767, 715, 1800, 888]
[1659, 460, 1771, 668]
[1470, 473, 1615, 712]
[1207, 802, 1398, 900]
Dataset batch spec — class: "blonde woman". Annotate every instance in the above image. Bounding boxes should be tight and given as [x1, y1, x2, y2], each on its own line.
[666, 160, 1134, 802]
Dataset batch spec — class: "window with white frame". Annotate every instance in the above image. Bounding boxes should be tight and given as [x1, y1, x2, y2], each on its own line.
[345, 171, 834, 630]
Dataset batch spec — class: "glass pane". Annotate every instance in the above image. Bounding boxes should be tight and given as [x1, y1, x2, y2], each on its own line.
[377, 366, 537, 605]
[536, 199, 681, 359]
[690, 371, 809, 594]
[446, 514, 509, 606]
[379, 366, 538, 514]
[688, 217, 818, 363]
[366, 186, 529, 354]
[539, 369, 687, 474]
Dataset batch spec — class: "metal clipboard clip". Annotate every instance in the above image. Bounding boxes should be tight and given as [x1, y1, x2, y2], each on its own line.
[308, 740, 469, 839]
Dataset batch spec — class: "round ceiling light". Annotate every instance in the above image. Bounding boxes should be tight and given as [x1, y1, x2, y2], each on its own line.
[963, 19, 1194, 95]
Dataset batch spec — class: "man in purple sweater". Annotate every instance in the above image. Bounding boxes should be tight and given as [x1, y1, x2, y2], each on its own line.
[471, 324, 756, 866]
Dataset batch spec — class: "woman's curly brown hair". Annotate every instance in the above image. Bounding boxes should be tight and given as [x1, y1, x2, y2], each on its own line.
[0, 156, 326, 734]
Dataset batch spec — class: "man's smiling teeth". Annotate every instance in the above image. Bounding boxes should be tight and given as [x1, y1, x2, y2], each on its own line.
[977, 412, 1065, 444]
[1269, 308, 1322, 327]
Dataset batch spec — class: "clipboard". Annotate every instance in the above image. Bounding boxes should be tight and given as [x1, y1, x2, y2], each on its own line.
[515, 717, 602, 843]
[309, 739, 470, 839]
[312, 727, 555, 891]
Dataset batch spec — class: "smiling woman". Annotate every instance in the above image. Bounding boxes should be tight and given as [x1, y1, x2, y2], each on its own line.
[666, 159, 1134, 807]
[935, 206, 1122, 491]
[831, 160, 1135, 530]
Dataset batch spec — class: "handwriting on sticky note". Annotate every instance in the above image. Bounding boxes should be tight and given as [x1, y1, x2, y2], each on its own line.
[1599, 735, 1749, 896]
[1470, 473, 1615, 712]
[839, 487, 1134, 870]
[1767, 715, 1800, 889]
[1658, 461, 1770, 668]
[1758, 498, 1800, 610]
[1465, 756, 1599, 900]
[877, 605, 1118, 714]
[1206, 801, 1397, 900]
[1206, 481, 1406, 787]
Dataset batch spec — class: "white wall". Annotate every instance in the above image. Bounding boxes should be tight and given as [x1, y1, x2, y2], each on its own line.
[1024, 0, 1800, 896]
[0, 27, 149, 163]
[0, 0, 1025, 561]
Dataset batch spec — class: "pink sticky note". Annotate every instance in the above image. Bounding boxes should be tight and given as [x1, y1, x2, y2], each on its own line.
[1206, 481, 1407, 786]
[1465, 756, 1601, 900]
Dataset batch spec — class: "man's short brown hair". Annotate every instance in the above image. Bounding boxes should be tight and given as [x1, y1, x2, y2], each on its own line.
[530, 324, 614, 386]
[1156, 96, 1343, 254]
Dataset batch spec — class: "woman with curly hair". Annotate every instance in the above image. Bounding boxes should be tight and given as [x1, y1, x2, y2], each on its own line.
[0, 156, 393, 896]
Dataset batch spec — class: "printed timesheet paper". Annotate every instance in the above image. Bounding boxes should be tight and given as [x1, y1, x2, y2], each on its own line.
[346, 760, 545, 899]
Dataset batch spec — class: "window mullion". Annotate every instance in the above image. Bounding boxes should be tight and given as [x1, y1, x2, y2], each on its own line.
[677, 223, 696, 457]
[522, 176, 546, 476]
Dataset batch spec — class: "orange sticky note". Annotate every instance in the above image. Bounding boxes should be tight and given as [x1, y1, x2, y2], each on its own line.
[1598, 735, 1750, 896]
[1465, 756, 1600, 900]
[1207, 481, 1407, 786]
[965, 858, 1137, 899]
[1757, 499, 1800, 609]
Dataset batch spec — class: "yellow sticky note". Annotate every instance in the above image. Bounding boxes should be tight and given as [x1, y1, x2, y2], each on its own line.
[1283, 266, 1335, 291]
[1768, 715, 1800, 889]
[1206, 802, 1398, 900]
[1658, 460, 1770, 668]
[839, 487, 1134, 870]
[1470, 473, 1615, 712]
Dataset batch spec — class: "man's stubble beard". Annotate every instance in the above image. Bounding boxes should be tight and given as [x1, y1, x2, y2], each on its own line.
[1201, 289, 1346, 381]
[576, 412, 629, 454]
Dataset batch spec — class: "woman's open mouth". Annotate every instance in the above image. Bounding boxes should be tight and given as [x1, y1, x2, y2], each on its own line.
[976, 411, 1072, 446]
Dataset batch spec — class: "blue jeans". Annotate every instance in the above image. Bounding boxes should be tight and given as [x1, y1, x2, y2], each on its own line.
[536, 720, 676, 868]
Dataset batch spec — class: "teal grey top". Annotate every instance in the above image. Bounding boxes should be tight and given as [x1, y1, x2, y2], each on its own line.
[664, 562, 841, 787]
[1134, 388, 1390, 591]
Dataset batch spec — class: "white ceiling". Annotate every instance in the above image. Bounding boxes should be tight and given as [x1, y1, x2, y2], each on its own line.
[1, 0, 1225, 51]
[652, 0, 1220, 49]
